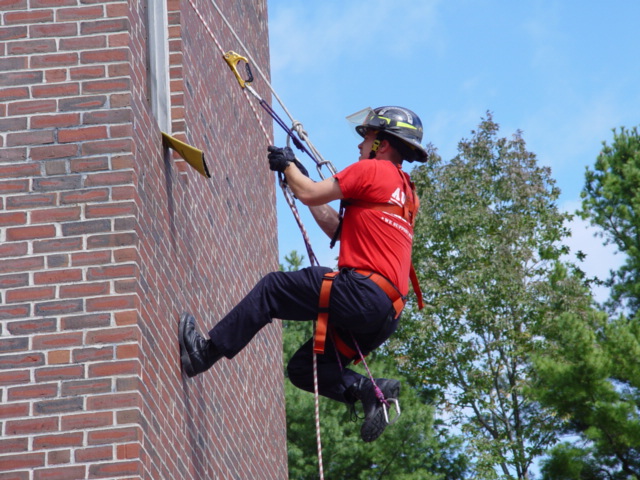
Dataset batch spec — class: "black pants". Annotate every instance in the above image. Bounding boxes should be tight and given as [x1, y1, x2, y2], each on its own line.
[208, 266, 399, 403]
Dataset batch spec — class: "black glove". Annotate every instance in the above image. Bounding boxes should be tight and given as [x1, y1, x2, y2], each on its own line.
[267, 146, 309, 177]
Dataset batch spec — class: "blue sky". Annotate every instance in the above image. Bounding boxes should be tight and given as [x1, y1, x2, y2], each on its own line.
[265, 0, 640, 297]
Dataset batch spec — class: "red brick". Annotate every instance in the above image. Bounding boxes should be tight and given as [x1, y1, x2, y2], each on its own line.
[6, 129, 55, 147]
[88, 460, 141, 478]
[74, 446, 112, 463]
[30, 144, 79, 161]
[87, 392, 141, 411]
[70, 250, 111, 266]
[6, 416, 58, 435]
[0, 70, 40, 88]
[32, 82, 80, 98]
[87, 264, 135, 281]
[61, 411, 113, 431]
[80, 18, 129, 35]
[32, 332, 82, 350]
[60, 34, 106, 51]
[0, 402, 29, 418]
[5, 286, 55, 303]
[87, 327, 139, 346]
[83, 108, 131, 125]
[34, 269, 82, 285]
[0, 242, 27, 258]
[34, 365, 84, 382]
[7, 99, 56, 116]
[0, 117, 28, 132]
[61, 378, 111, 397]
[81, 48, 129, 65]
[6, 317, 56, 335]
[33, 175, 81, 192]
[69, 65, 105, 80]
[6, 225, 56, 241]
[0, 55, 27, 71]
[7, 38, 56, 55]
[33, 466, 86, 480]
[47, 450, 71, 465]
[30, 52, 78, 68]
[0, 369, 30, 386]
[60, 188, 109, 204]
[72, 346, 113, 363]
[33, 237, 83, 254]
[86, 202, 135, 218]
[60, 282, 110, 298]
[57, 5, 104, 21]
[0, 211, 26, 226]
[30, 22, 78, 38]
[58, 125, 107, 143]
[81, 138, 133, 156]
[87, 232, 137, 249]
[0, 162, 40, 178]
[82, 78, 130, 94]
[0, 453, 45, 471]
[87, 426, 141, 445]
[0, 179, 29, 194]
[89, 360, 140, 378]
[0, 304, 31, 320]
[70, 156, 109, 173]
[59, 95, 106, 112]
[30, 113, 80, 129]
[116, 442, 140, 460]
[6, 194, 55, 210]
[4, 9, 53, 24]
[33, 432, 83, 450]
[0, 24, 27, 41]
[61, 313, 110, 330]
[0, 436, 28, 455]
[31, 206, 81, 224]
[0, 86, 29, 101]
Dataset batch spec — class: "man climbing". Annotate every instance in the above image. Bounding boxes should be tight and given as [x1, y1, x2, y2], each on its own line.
[178, 106, 428, 442]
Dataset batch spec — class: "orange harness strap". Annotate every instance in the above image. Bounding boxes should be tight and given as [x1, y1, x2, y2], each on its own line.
[313, 270, 405, 356]
[314, 271, 339, 355]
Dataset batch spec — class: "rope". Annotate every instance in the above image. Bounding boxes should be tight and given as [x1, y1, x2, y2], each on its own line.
[184, 1, 325, 477]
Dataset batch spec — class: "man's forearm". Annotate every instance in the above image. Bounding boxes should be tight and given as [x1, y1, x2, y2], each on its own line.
[309, 204, 340, 239]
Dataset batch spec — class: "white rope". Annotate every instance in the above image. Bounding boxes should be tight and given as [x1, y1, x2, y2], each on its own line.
[185, 1, 326, 478]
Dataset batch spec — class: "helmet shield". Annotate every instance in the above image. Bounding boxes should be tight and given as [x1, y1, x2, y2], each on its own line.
[347, 106, 429, 162]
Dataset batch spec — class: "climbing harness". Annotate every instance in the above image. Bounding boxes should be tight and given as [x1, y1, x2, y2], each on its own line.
[184, 1, 421, 476]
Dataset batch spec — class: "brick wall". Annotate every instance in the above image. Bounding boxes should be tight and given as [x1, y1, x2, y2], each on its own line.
[0, 0, 287, 478]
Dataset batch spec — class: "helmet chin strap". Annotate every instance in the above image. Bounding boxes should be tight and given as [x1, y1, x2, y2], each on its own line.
[368, 133, 382, 159]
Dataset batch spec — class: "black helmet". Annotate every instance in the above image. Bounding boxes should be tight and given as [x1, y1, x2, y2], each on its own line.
[351, 106, 428, 162]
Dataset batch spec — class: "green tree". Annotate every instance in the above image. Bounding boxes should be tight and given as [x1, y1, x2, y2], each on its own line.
[533, 310, 640, 479]
[580, 126, 640, 316]
[533, 126, 640, 478]
[280, 255, 469, 479]
[393, 113, 587, 478]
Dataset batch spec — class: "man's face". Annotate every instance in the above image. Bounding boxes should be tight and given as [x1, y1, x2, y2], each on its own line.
[358, 130, 378, 160]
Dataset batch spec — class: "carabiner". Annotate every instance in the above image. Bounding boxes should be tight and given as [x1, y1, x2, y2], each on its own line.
[382, 398, 401, 425]
[223, 50, 254, 88]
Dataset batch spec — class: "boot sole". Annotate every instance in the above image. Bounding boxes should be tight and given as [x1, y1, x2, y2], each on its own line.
[361, 379, 401, 442]
[178, 313, 197, 378]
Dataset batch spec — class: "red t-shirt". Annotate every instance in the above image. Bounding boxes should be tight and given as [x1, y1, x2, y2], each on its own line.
[334, 160, 416, 295]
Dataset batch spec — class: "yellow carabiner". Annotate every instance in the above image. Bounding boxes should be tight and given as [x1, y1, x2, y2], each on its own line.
[223, 51, 254, 88]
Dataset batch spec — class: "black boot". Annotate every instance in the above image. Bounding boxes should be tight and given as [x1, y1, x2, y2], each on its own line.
[178, 312, 223, 377]
[347, 377, 401, 442]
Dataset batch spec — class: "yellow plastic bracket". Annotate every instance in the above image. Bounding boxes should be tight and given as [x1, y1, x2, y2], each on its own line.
[161, 132, 211, 178]
[223, 51, 253, 88]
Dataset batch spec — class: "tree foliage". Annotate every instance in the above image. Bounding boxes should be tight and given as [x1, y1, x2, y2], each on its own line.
[534, 125, 640, 478]
[579, 126, 640, 316]
[392, 113, 588, 478]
